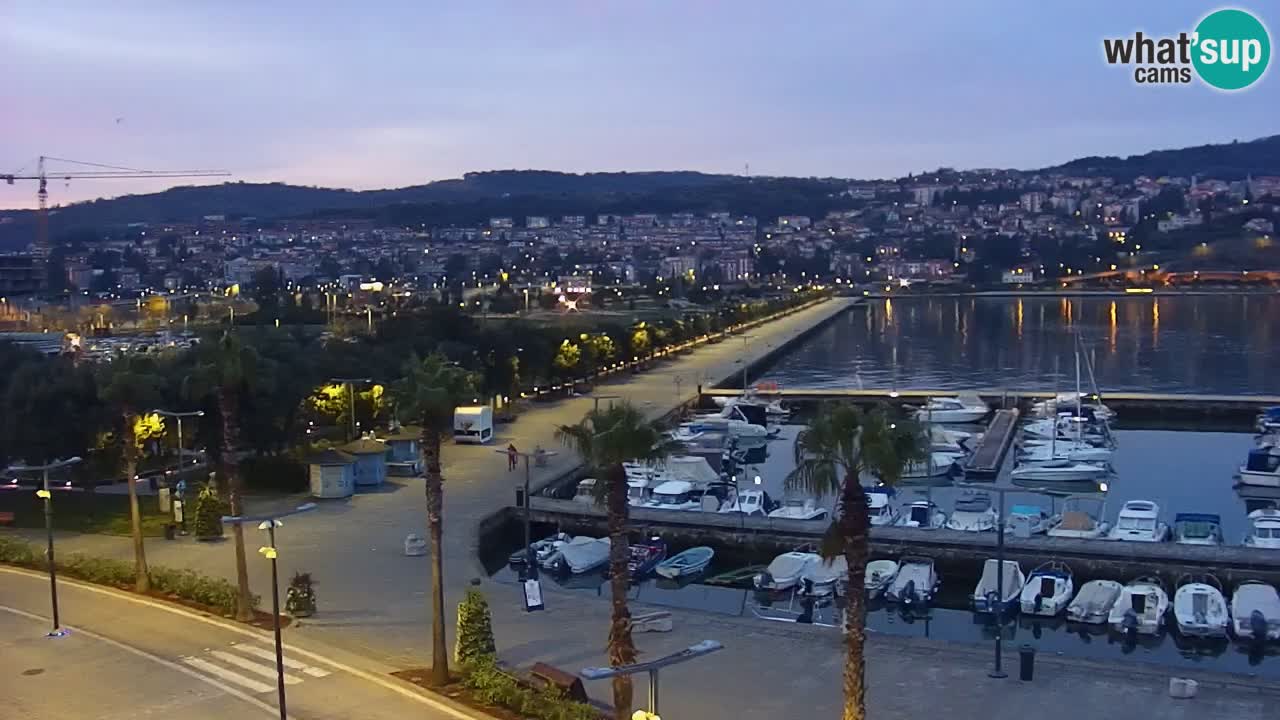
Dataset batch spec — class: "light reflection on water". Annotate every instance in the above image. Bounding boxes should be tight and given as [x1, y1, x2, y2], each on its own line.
[758, 295, 1280, 395]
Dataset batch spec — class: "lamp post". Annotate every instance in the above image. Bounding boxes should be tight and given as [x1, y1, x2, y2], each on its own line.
[222, 503, 316, 720]
[496, 448, 558, 582]
[328, 377, 372, 441]
[7, 456, 82, 637]
[581, 640, 723, 719]
[737, 335, 755, 390]
[955, 482, 1048, 679]
[153, 409, 204, 534]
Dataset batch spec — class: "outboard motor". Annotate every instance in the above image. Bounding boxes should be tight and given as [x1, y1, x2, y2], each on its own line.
[1034, 594, 1044, 614]
[901, 579, 917, 608]
[1122, 608, 1139, 637]
[756, 571, 774, 591]
[1250, 610, 1268, 644]
[798, 589, 815, 624]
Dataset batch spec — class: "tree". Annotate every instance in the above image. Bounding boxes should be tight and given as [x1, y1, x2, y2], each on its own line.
[454, 588, 496, 665]
[553, 340, 581, 381]
[394, 353, 479, 686]
[555, 403, 669, 720]
[98, 358, 165, 592]
[784, 403, 924, 720]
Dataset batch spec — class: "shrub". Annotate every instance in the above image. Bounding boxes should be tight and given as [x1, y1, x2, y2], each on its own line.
[0, 536, 37, 565]
[192, 482, 226, 540]
[462, 656, 601, 720]
[59, 553, 134, 587]
[454, 588, 496, 665]
[149, 566, 249, 616]
[285, 572, 316, 617]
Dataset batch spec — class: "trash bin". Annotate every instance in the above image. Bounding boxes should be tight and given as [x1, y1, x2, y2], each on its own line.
[1018, 644, 1036, 681]
[164, 523, 177, 541]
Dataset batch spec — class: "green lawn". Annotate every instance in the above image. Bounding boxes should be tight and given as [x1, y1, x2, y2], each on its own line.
[1, 491, 172, 537]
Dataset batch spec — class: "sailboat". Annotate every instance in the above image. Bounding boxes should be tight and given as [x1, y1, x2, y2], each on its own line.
[1013, 348, 1112, 482]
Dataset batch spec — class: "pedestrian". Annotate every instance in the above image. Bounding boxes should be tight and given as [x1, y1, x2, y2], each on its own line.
[507, 443, 518, 471]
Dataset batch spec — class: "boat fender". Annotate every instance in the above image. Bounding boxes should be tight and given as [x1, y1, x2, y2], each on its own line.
[1250, 610, 1267, 642]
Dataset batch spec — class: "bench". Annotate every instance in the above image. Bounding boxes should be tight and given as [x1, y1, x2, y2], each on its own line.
[529, 662, 589, 703]
[0, 511, 15, 526]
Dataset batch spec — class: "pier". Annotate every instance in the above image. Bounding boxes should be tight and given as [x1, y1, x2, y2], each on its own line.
[515, 498, 1280, 588]
[961, 408, 1018, 477]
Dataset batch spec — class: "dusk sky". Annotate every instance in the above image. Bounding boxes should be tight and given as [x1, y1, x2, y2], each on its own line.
[2, 1, 1276, 208]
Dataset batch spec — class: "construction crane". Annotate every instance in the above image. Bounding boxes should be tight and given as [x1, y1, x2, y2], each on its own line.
[2, 156, 229, 282]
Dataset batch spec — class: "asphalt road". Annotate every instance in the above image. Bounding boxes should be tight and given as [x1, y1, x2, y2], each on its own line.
[0, 567, 482, 720]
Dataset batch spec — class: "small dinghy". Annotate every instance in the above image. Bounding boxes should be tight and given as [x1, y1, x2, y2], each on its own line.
[655, 546, 714, 579]
[1108, 577, 1169, 635]
[864, 559, 899, 598]
[1231, 580, 1280, 642]
[1172, 575, 1229, 639]
[510, 532, 572, 566]
[972, 559, 1025, 614]
[1020, 561, 1074, 617]
[616, 538, 667, 579]
[885, 555, 938, 608]
[754, 551, 820, 591]
[1067, 579, 1123, 624]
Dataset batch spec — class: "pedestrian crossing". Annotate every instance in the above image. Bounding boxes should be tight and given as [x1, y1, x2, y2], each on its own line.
[180, 640, 331, 695]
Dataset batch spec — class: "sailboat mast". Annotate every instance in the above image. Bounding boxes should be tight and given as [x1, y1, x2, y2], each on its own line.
[1074, 334, 1083, 445]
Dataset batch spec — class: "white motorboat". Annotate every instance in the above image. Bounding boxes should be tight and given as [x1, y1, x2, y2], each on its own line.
[1018, 440, 1114, 464]
[928, 425, 974, 454]
[1031, 393, 1116, 422]
[885, 555, 938, 607]
[1239, 445, 1280, 487]
[1172, 513, 1223, 546]
[767, 498, 829, 521]
[1022, 414, 1109, 444]
[864, 559, 899, 598]
[1244, 508, 1280, 549]
[639, 480, 701, 511]
[754, 551, 820, 591]
[945, 491, 997, 532]
[712, 393, 789, 418]
[1231, 580, 1280, 642]
[718, 488, 770, 516]
[972, 559, 1025, 613]
[801, 555, 848, 596]
[679, 417, 771, 439]
[866, 488, 898, 527]
[895, 500, 947, 530]
[1108, 500, 1170, 542]
[548, 536, 611, 574]
[900, 452, 961, 479]
[1172, 575, 1230, 639]
[666, 427, 704, 443]
[655, 546, 715, 579]
[1067, 579, 1123, 624]
[914, 394, 989, 424]
[1109, 577, 1169, 635]
[572, 477, 598, 504]
[627, 475, 653, 506]
[510, 532, 573, 566]
[1004, 504, 1057, 537]
[1011, 459, 1109, 483]
[1020, 561, 1074, 617]
[1256, 406, 1280, 433]
[1047, 496, 1111, 539]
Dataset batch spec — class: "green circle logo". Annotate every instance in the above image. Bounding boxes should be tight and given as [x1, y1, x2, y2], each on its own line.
[1192, 9, 1270, 90]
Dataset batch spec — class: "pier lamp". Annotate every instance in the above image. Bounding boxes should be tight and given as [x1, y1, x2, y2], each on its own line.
[6, 456, 82, 637]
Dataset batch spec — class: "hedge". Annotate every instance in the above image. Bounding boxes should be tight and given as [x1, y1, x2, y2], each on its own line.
[0, 536, 255, 617]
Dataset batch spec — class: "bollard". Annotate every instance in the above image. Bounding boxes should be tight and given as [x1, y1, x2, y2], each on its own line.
[1018, 644, 1035, 681]
[164, 523, 177, 541]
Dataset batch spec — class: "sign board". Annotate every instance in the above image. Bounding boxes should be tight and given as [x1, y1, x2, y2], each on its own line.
[523, 579, 544, 612]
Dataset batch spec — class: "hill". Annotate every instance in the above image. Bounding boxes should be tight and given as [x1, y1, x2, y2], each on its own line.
[1040, 134, 1280, 181]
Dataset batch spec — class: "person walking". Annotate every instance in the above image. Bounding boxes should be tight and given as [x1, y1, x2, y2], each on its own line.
[507, 443, 519, 471]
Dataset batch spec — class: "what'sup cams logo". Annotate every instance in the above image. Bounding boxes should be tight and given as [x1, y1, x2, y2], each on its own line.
[1103, 8, 1270, 90]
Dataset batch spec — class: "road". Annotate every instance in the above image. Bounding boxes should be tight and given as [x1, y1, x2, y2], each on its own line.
[0, 567, 482, 720]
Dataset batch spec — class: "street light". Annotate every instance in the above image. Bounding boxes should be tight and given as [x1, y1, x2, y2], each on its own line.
[328, 377, 372, 441]
[222, 503, 317, 720]
[581, 640, 723, 719]
[7, 456, 82, 636]
[955, 481, 1049, 679]
[496, 448, 558, 586]
[153, 409, 204, 530]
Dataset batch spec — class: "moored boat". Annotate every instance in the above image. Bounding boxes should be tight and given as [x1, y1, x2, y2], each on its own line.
[864, 559, 899, 598]
[754, 551, 820, 592]
[1020, 561, 1074, 617]
[885, 555, 939, 607]
[655, 546, 715, 579]
[1067, 579, 1122, 624]
[1108, 500, 1170, 542]
[1108, 577, 1169, 635]
[1172, 575, 1229, 639]
[972, 558, 1025, 614]
[1231, 580, 1280, 642]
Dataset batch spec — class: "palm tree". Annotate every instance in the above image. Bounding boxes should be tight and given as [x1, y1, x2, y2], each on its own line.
[186, 331, 259, 621]
[785, 403, 924, 720]
[99, 359, 164, 593]
[394, 353, 479, 686]
[555, 402, 669, 720]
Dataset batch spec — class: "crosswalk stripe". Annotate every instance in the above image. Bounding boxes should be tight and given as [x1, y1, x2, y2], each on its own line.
[208, 650, 303, 685]
[181, 656, 276, 694]
[231, 642, 331, 677]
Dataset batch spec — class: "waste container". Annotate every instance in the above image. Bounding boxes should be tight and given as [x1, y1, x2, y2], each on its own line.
[1018, 644, 1036, 681]
[164, 523, 178, 541]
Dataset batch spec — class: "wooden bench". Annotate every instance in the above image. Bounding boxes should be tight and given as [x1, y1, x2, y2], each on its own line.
[529, 662, 589, 703]
[0, 511, 15, 526]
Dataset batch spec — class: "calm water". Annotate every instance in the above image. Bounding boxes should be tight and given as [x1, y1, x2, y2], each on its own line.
[758, 295, 1280, 395]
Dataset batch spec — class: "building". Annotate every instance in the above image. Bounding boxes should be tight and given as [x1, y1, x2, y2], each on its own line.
[66, 262, 94, 290]
[659, 255, 699, 279]
[1020, 191, 1046, 214]
[776, 215, 812, 230]
[721, 252, 755, 282]
[526, 216, 550, 229]
[560, 215, 586, 227]
[0, 254, 44, 296]
[489, 217, 514, 229]
[1001, 268, 1036, 284]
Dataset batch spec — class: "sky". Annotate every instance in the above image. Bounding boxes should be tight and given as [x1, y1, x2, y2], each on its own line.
[1, 1, 1277, 208]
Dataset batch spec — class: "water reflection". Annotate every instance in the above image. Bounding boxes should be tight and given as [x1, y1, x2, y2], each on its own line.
[762, 296, 1280, 395]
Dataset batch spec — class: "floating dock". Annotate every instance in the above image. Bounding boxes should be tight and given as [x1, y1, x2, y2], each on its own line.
[518, 498, 1280, 588]
[961, 408, 1018, 478]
